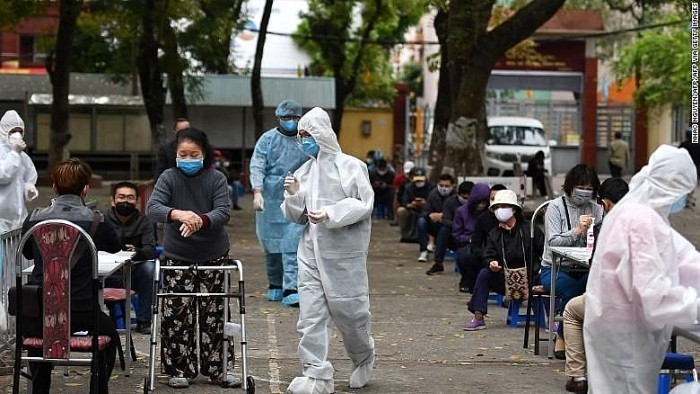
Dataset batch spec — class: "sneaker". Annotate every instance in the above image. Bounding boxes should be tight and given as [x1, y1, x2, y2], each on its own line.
[232, 205, 243, 211]
[426, 263, 444, 275]
[463, 318, 486, 331]
[417, 251, 428, 262]
[427, 243, 435, 253]
[565, 377, 588, 393]
[168, 375, 189, 388]
[282, 293, 300, 308]
[210, 372, 242, 388]
[267, 288, 283, 301]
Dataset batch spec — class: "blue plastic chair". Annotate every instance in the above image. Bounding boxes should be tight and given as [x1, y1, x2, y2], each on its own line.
[658, 352, 697, 394]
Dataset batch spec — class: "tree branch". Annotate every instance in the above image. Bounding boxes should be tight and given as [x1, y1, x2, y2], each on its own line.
[345, 0, 383, 94]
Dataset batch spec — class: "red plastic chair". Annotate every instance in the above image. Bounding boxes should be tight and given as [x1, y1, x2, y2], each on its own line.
[12, 219, 111, 394]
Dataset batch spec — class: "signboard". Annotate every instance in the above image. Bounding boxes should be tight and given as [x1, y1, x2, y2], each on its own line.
[494, 41, 585, 73]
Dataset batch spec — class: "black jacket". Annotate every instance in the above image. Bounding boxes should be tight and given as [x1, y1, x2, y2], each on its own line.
[483, 219, 544, 276]
[154, 138, 177, 182]
[471, 210, 500, 260]
[23, 195, 122, 312]
[105, 207, 156, 262]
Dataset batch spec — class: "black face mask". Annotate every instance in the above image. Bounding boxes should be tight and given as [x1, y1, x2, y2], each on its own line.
[115, 202, 136, 217]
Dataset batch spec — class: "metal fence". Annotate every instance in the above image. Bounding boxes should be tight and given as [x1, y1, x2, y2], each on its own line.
[0, 227, 32, 374]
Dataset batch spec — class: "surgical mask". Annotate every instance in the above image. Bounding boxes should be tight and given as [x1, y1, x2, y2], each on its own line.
[494, 207, 514, 222]
[115, 202, 136, 217]
[415, 181, 426, 188]
[669, 195, 687, 214]
[570, 188, 593, 206]
[176, 158, 204, 175]
[8, 132, 23, 145]
[457, 196, 468, 205]
[280, 120, 298, 134]
[298, 136, 320, 157]
[377, 169, 388, 176]
[437, 186, 453, 197]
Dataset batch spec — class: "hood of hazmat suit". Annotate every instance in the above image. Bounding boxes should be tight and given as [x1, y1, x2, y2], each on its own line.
[0, 110, 38, 232]
[584, 145, 699, 394]
[281, 107, 375, 384]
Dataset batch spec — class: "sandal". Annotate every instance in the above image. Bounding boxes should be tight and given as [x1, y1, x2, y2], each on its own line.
[168, 375, 190, 388]
[210, 372, 242, 388]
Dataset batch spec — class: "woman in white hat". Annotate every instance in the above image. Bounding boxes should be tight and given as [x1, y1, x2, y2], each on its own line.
[463, 189, 544, 330]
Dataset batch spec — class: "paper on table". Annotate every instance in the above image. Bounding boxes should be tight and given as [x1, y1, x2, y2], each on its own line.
[98, 250, 135, 264]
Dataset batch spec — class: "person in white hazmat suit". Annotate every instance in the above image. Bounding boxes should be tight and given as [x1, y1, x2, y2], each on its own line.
[584, 144, 700, 393]
[281, 107, 375, 394]
[250, 99, 310, 307]
[0, 110, 39, 233]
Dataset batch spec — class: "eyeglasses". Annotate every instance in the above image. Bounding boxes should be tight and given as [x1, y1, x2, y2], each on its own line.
[115, 194, 137, 202]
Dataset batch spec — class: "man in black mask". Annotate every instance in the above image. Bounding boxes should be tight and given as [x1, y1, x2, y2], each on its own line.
[105, 181, 157, 334]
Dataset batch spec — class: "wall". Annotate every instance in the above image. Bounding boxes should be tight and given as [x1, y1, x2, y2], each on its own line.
[647, 103, 673, 157]
[338, 107, 394, 161]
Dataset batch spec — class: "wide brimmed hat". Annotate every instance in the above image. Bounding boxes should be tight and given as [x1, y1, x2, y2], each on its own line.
[489, 190, 521, 210]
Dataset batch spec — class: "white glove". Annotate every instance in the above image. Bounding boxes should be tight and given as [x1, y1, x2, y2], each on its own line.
[307, 209, 328, 224]
[253, 192, 264, 211]
[11, 140, 26, 153]
[284, 175, 299, 195]
[25, 185, 39, 201]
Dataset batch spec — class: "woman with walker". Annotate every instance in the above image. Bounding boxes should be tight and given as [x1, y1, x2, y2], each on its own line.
[147, 127, 237, 388]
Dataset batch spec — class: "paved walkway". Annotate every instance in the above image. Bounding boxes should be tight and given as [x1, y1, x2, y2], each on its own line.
[3, 183, 699, 393]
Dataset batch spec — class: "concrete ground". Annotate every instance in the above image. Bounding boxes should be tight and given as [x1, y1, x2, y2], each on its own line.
[2, 177, 700, 394]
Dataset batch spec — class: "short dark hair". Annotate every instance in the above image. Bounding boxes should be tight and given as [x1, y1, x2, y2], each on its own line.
[176, 127, 216, 169]
[458, 181, 474, 195]
[490, 183, 507, 192]
[563, 164, 600, 197]
[112, 181, 139, 199]
[438, 173, 455, 184]
[598, 177, 629, 203]
[51, 158, 92, 196]
[614, 132, 622, 139]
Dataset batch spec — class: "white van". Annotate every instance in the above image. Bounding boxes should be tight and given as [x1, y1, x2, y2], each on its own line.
[482, 116, 552, 176]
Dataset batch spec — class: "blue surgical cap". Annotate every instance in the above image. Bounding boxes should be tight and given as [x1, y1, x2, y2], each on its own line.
[275, 100, 302, 117]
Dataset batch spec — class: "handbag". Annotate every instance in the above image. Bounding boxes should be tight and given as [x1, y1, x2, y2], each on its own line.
[501, 228, 529, 302]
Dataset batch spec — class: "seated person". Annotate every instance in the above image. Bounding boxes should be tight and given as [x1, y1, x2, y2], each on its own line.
[456, 184, 507, 292]
[453, 183, 491, 293]
[104, 181, 157, 334]
[463, 190, 544, 331]
[396, 167, 434, 243]
[540, 164, 602, 358]
[418, 173, 455, 263]
[22, 158, 121, 394]
[426, 180, 473, 276]
[391, 161, 414, 226]
[369, 158, 396, 219]
[563, 177, 628, 394]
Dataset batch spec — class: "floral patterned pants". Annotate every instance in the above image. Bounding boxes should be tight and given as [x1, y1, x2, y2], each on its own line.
[161, 255, 234, 379]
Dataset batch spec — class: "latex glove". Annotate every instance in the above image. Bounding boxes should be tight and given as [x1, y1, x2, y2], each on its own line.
[284, 174, 299, 195]
[253, 192, 264, 211]
[11, 139, 26, 153]
[25, 185, 39, 201]
[307, 209, 328, 224]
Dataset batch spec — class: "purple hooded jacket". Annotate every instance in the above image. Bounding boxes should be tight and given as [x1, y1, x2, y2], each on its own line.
[452, 183, 491, 246]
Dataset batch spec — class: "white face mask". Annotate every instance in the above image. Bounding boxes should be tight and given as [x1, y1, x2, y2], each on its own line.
[415, 181, 426, 188]
[494, 207, 514, 222]
[8, 132, 23, 145]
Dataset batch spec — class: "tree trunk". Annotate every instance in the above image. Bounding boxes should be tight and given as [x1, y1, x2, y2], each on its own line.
[332, 78, 346, 134]
[162, 21, 187, 119]
[252, 0, 274, 140]
[137, 0, 166, 159]
[47, 0, 82, 171]
[428, 9, 450, 180]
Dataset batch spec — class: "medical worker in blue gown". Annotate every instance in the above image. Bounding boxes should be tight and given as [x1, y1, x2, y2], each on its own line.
[282, 107, 375, 394]
[250, 100, 310, 307]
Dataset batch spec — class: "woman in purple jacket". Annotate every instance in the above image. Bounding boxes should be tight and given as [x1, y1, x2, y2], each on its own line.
[453, 183, 491, 293]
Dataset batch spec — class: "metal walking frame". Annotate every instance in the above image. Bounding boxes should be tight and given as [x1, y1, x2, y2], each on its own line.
[144, 258, 254, 393]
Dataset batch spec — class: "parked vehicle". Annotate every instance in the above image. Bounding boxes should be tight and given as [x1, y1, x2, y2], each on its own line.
[482, 116, 553, 176]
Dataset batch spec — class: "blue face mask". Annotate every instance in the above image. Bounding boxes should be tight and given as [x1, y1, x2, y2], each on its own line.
[669, 195, 687, 214]
[280, 120, 298, 134]
[299, 136, 320, 158]
[176, 158, 204, 175]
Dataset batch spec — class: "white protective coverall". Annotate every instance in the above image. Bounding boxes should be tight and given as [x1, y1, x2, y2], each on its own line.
[0, 110, 38, 233]
[281, 107, 375, 394]
[584, 144, 700, 393]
